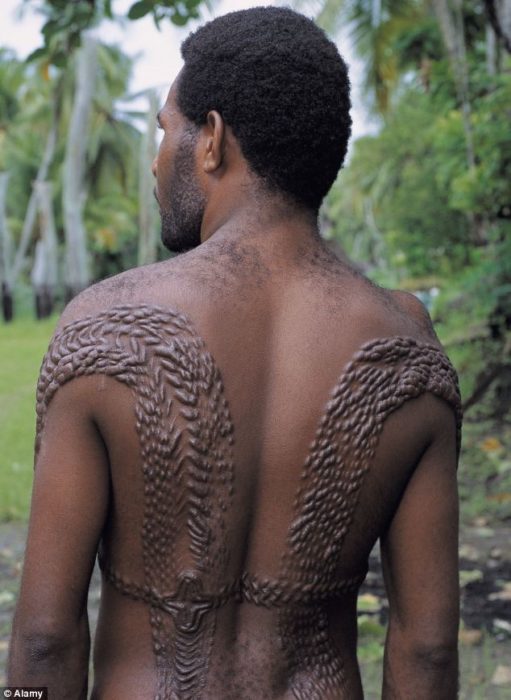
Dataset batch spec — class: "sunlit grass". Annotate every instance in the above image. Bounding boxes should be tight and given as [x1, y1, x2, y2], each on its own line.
[0, 315, 57, 520]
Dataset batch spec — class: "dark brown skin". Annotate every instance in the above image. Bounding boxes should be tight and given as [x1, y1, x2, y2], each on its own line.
[8, 77, 461, 699]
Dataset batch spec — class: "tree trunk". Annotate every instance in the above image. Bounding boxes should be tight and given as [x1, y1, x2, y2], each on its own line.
[432, 0, 489, 245]
[371, 0, 382, 27]
[432, 0, 475, 168]
[503, 0, 511, 44]
[486, 22, 498, 74]
[11, 121, 58, 286]
[138, 90, 159, 267]
[31, 182, 58, 319]
[484, 0, 511, 53]
[62, 35, 97, 300]
[0, 173, 14, 322]
[11, 75, 63, 287]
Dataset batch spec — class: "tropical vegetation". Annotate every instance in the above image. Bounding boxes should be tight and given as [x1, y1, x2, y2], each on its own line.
[2, 0, 509, 422]
[315, 0, 511, 424]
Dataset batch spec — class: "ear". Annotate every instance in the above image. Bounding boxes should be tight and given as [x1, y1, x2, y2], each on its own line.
[202, 110, 225, 174]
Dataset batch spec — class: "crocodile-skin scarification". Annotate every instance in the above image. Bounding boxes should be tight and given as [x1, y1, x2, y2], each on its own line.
[35, 304, 235, 700]
[276, 336, 462, 697]
[35, 304, 462, 699]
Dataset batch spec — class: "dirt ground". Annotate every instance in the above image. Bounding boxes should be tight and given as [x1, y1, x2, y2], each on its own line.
[1, 521, 510, 698]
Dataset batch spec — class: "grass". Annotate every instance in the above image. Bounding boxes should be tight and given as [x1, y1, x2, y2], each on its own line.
[0, 315, 57, 520]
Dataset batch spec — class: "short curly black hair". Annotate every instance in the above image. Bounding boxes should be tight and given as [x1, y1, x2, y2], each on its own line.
[177, 6, 351, 211]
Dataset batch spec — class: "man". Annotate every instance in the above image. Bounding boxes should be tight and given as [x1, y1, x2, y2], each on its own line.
[8, 7, 461, 699]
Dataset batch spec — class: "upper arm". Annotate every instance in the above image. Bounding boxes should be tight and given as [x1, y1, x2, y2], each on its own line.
[15, 374, 110, 635]
[380, 397, 459, 646]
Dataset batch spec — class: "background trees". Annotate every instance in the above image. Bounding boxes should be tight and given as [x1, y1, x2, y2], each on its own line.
[0, 1, 190, 320]
[1, 0, 509, 421]
[317, 0, 511, 421]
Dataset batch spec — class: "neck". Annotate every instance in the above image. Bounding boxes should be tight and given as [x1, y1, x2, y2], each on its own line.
[199, 187, 323, 262]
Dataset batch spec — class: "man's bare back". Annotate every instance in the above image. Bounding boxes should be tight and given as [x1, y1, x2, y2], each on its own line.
[27, 232, 459, 699]
[9, 8, 461, 698]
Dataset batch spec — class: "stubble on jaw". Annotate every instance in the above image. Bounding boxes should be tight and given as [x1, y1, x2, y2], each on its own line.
[159, 127, 206, 254]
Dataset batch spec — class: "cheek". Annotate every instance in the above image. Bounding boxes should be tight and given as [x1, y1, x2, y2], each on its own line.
[156, 142, 174, 184]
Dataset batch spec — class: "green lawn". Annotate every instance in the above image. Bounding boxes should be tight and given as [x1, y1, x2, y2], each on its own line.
[0, 316, 57, 520]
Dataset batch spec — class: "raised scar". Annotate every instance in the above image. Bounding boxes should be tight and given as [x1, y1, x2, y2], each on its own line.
[36, 303, 462, 700]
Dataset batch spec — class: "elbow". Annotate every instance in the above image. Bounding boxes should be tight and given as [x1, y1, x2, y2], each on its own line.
[386, 620, 458, 671]
[22, 631, 71, 662]
[406, 640, 458, 670]
[9, 629, 74, 676]
[384, 620, 459, 697]
[383, 639, 458, 700]
[9, 614, 89, 678]
[8, 632, 63, 684]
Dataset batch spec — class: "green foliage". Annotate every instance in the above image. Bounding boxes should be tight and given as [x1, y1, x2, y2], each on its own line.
[452, 74, 511, 219]
[0, 58, 54, 219]
[329, 90, 469, 281]
[27, 0, 209, 66]
[322, 0, 511, 420]
[86, 191, 139, 278]
[344, 0, 426, 112]
[128, 0, 154, 19]
[128, 0, 205, 25]
[26, 0, 99, 67]
[0, 35, 145, 287]
[0, 50, 27, 132]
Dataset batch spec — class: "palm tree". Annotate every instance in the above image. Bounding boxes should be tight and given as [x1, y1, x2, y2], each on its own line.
[31, 181, 58, 318]
[484, 0, 511, 52]
[1, 36, 143, 313]
[62, 34, 98, 300]
[138, 90, 159, 266]
[294, 0, 424, 113]
[0, 172, 13, 321]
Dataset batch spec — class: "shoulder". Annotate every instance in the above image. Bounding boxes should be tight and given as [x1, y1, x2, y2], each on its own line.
[385, 288, 439, 343]
[54, 261, 181, 335]
[346, 275, 439, 345]
[390, 289, 434, 326]
[370, 287, 462, 449]
[55, 277, 117, 334]
[38, 263, 180, 415]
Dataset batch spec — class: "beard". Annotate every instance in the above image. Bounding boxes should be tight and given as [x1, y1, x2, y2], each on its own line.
[159, 131, 206, 254]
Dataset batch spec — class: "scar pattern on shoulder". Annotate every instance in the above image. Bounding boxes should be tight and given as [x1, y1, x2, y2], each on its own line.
[35, 304, 462, 700]
[36, 304, 236, 700]
[275, 336, 462, 699]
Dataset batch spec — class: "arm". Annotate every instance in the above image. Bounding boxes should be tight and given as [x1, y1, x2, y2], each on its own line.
[380, 396, 459, 700]
[8, 373, 110, 698]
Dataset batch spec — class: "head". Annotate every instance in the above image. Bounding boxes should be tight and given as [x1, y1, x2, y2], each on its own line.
[154, 6, 352, 253]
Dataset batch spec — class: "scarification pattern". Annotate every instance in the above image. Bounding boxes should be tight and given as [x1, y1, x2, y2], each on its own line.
[279, 604, 345, 700]
[277, 336, 462, 698]
[35, 305, 236, 700]
[35, 304, 462, 700]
